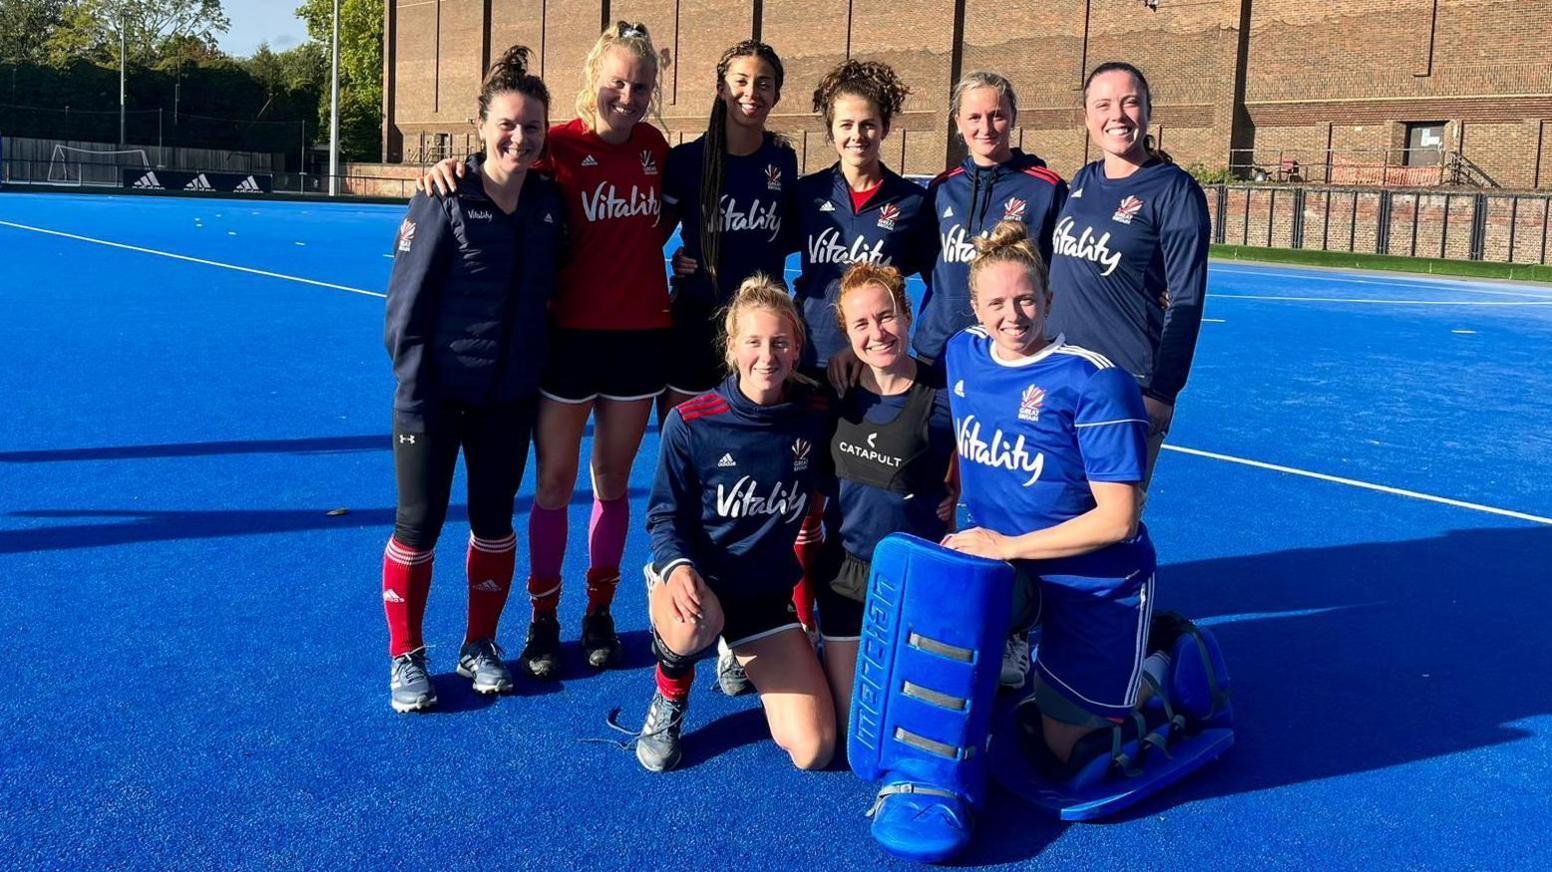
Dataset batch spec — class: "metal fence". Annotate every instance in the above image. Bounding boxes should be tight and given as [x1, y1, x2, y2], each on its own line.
[1223, 147, 1496, 188]
[1208, 183, 1552, 265]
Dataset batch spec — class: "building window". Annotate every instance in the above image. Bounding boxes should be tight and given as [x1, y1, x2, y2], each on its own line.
[1404, 122, 1445, 166]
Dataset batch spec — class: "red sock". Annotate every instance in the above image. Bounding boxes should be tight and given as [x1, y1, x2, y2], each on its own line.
[585, 566, 620, 615]
[656, 664, 695, 702]
[465, 532, 516, 643]
[383, 537, 433, 657]
[792, 505, 825, 631]
[527, 575, 561, 619]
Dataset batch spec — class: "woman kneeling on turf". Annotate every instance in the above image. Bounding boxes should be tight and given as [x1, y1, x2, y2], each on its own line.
[940, 220, 1162, 768]
[632, 275, 836, 772]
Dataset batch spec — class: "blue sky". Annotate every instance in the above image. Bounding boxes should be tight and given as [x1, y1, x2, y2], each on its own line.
[219, 1, 310, 58]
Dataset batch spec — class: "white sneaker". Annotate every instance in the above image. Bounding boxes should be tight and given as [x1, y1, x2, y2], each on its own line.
[1000, 632, 1031, 688]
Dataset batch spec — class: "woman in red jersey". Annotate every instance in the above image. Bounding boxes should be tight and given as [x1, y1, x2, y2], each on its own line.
[421, 22, 673, 679]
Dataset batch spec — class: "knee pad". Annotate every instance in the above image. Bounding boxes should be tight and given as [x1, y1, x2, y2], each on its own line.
[650, 622, 706, 678]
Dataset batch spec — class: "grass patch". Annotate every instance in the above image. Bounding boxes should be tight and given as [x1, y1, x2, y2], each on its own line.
[1210, 244, 1552, 284]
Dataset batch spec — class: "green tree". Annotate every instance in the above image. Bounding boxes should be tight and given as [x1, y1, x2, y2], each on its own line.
[0, 0, 67, 65]
[45, 0, 230, 68]
[296, 0, 381, 162]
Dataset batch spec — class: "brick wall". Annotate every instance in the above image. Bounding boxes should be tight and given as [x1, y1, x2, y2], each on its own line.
[384, 1, 1552, 190]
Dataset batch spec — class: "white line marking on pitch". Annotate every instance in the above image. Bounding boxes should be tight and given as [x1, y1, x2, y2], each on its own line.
[1209, 293, 1552, 306]
[1451, 329, 1476, 334]
[1202, 318, 1226, 323]
[1164, 444, 1552, 526]
[1211, 265, 1552, 299]
[0, 219, 385, 298]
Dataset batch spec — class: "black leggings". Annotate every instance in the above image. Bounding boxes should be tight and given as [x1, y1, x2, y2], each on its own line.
[392, 401, 537, 550]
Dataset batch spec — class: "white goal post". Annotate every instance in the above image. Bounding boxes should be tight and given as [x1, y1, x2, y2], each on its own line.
[44, 144, 151, 187]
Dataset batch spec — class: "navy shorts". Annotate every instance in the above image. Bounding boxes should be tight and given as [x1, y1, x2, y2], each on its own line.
[540, 328, 669, 404]
[711, 580, 803, 649]
[666, 299, 726, 396]
[814, 547, 867, 641]
[1022, 529, 1157, 721]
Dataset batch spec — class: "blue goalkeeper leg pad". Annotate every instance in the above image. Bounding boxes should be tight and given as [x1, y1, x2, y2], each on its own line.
[849, 534, 1015, 862]
[989, 613, 1235, 822]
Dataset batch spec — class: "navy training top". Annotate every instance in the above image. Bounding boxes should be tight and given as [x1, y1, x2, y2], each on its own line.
[914, 149, 1067, 362]
[1045, 159, 1210, 404]
[792, 164, 936, 369]
[647, 376, 835, 597]
[662, 132, 798, 307]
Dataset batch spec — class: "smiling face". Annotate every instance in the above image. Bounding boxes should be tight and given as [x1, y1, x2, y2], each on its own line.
[970, 260, 1050, 359]
[730, 306, 800, 403]
[828, 93, 886, 172]
[478, 91, 547, 175]
[593, 46, 656, 139]
[955, 86, 1014, 166]
[841, 281, 909, 372]
[1084, 69, 1150, 162]
[719, 55, 779, 133]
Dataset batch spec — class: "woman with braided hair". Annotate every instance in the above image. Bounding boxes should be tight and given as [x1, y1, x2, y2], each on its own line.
[662, 40, 797, 410]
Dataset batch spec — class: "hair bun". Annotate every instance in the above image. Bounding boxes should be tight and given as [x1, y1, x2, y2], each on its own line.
[974, 220, 1031, 256]
[494, 45, 531, 77]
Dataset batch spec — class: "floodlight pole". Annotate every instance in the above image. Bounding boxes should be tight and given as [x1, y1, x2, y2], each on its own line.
[119, 19, 127, 146]
[328, 0, 341, 196]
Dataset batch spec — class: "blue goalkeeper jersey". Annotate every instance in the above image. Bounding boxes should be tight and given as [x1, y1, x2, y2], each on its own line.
[945, 329, 1148, 536]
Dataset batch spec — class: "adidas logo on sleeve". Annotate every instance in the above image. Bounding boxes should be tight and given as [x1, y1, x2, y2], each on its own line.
[718, 453, 736, 468]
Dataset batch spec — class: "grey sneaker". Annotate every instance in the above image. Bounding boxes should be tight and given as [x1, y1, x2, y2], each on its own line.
[520, 613, 562, 680]
[716, 637, 753, 696]
[635, 690, 689, 772]
[457, 638, 513, 694]
[389, 650, 438, 713]
[1000, 632, 1031, 689]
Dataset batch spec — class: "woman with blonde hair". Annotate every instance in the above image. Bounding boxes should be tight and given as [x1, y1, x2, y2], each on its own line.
[628, 275, 837, 772]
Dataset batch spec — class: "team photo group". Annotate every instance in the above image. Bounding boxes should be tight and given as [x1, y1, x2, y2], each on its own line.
[381, 20, 1231, 862]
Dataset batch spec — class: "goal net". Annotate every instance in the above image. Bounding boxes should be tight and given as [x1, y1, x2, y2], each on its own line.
[45, 144, 151, 187]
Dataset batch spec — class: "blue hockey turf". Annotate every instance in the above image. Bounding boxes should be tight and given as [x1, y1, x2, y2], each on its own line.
[3, 192, 1550, 869]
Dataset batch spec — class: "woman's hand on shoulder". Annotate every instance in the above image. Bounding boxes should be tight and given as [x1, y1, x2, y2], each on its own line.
[415, 157, 465, 197]
[940, 527, 1009, 561]
[826, 347, 864, 394]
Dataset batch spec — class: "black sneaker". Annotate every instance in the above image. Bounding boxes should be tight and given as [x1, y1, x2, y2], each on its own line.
[581, 608, 624, 669]
[520, 613, 562, 680]
[635, 690, 689, 772]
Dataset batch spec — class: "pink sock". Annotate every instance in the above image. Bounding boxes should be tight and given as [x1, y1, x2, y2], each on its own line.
[528, 503, 567, 581]
[588, 495, 630, 573]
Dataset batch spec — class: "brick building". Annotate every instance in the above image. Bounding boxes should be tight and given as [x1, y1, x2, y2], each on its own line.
[381, 1, 1552, 189]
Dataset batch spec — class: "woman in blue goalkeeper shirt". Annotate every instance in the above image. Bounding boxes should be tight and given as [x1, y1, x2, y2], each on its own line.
[941, 220, 1159, 768]
[1045, 62, 1211, 492]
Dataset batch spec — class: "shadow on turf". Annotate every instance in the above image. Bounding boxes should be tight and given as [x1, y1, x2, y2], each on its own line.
[0, 428, 614, 465]
[957, 524, 1551, 865]
[2, 489, 649, 553]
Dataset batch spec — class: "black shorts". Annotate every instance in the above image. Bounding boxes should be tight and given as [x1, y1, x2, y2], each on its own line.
[666, 300, 727, 396]
[540, 328, 669, 404]
[814, 547, 868, 641]
[713, 581, 803, 649]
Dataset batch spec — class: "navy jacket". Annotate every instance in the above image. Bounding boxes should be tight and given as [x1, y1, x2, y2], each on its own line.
[792, 164, 935, 369]
[648, 377, 834, 597]
[914, 149, 1067, 362]
[384, 155, 565, 425]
